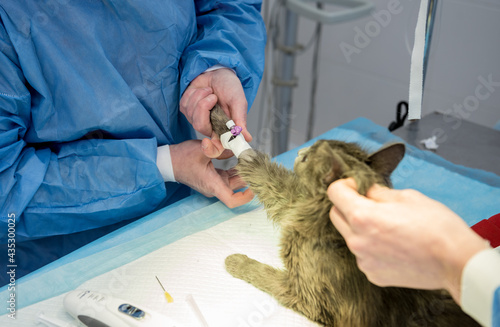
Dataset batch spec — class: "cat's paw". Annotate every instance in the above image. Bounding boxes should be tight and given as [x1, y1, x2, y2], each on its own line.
[225, 253, 250, 279]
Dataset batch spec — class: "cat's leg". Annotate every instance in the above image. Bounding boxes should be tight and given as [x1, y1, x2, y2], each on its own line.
[225, 254, 287, 295]
[225, 254, 328, 324]
[226, 254, 301, 308]
[236, 152, 298, 222]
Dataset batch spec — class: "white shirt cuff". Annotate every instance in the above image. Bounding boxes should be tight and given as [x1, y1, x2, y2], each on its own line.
[461, 247, 500, 327]
[156, 144, 176, 182]
[204, 64, 235, 74]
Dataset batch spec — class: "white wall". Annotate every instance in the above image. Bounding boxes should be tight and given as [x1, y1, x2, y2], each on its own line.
[248, 0, 500, 153]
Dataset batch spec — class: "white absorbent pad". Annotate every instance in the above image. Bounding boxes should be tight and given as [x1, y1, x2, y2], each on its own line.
[3, 207, 320, 327]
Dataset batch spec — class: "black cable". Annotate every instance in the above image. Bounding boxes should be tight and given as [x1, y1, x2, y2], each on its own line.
[388, 101, 409, 132]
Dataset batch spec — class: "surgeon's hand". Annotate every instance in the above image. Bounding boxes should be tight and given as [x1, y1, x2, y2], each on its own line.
[170, 139, 254, 208]
[327, 178, 489, 304]
[180, 68, 252, 158]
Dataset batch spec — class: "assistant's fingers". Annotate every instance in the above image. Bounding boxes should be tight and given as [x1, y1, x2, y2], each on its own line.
[329, 206, 354, 240]
[365, 183, 402, 202]
[327, 178, 371, 217]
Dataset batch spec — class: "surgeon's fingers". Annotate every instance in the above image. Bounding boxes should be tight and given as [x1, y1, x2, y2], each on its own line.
[236, 120, 252, 143]
[226, 169, 250, 191]
[211, 168, 253, 208]
[201, 137, 234, 160]
[180, 87, 212, 115]
[180, 87, 217, 136]
[216, 187, 254, 209]
[230, 109, 252, 143]
[196, 95, 218, 135]
[225, 99, 253, 143]
[192, 94, 218, 136]
[201, 137, 223, 158]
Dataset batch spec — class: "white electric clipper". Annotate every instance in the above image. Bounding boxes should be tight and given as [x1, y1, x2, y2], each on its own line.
[64, 290, 184, 327]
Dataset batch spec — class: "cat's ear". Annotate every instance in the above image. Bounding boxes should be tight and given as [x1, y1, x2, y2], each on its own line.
[323, 151, 349, 185]
[367, 142, 405, 178]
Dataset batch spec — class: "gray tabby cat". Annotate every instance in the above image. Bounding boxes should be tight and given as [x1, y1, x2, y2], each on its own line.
[210, 105, 479, 327]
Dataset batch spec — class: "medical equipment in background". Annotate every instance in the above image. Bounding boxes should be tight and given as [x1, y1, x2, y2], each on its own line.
[258, 0, 439, 155]
[408, 0, 438, 121]
[388, 101, 409, 132]
[390, 0, 438, 131]
[259, 0, 374, 156]
[64, 290, 185, 327]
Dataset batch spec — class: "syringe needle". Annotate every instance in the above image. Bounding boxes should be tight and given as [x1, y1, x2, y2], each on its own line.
[155, 276, 174, 303]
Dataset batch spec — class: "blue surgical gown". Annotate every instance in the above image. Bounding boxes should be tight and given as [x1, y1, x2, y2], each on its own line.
[0, 0, 266, 243]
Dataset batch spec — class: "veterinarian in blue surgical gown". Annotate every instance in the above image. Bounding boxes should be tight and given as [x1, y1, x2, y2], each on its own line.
[0, 0, 265, 278]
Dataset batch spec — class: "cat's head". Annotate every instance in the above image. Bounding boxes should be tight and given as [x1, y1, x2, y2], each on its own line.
[293, 140, 405, 195]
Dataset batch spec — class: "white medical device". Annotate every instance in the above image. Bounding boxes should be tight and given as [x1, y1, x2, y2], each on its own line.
[64, 290, 184, 327]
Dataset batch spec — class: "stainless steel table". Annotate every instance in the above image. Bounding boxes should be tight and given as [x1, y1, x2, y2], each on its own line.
[393, 112, 500, 176]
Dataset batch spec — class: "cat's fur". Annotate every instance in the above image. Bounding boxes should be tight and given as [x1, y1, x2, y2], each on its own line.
[210, 105, 479, 327]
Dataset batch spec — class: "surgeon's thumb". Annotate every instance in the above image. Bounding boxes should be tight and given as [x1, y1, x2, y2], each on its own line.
[201, 137, 233, 160]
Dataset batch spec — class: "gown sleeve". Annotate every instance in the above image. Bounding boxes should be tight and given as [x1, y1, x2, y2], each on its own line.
[0, 21, 166, 243]
[179, 0, 266, 108]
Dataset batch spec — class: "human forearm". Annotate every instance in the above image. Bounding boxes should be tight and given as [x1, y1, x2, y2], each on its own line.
[435, 220, 490, 304]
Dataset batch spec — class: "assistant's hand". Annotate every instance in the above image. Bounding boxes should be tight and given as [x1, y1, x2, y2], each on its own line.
[327, 178, 490, 304]
[170, 140, 254, 208]
[180, 68, 252, 140]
